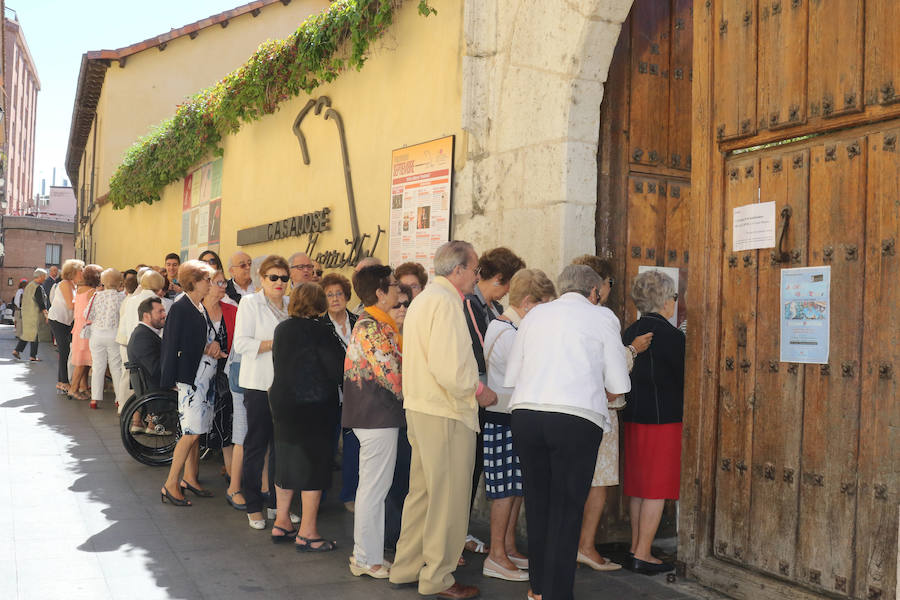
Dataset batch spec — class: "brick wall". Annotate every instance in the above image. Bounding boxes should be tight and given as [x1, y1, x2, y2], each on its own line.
[0, 219, 74, 304]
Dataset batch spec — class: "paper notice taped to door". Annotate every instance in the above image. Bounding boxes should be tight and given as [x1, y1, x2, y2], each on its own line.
[733, 201, 776, 252]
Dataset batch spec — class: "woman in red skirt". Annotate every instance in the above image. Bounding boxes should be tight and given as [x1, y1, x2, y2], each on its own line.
[622, 269, 685, 575]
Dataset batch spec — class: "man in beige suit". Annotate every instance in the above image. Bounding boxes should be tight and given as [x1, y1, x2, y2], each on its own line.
[390, 241, 498, 600]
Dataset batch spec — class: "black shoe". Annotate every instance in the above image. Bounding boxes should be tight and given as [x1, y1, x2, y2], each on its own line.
[630, 557, 674, 575]
[389, 581, 417, 590]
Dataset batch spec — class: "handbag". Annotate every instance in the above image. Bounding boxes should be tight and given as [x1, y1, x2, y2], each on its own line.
[79, 292, 97, 340]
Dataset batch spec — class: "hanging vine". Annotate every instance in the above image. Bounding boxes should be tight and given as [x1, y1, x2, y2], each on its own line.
[107, 0, 435, 209]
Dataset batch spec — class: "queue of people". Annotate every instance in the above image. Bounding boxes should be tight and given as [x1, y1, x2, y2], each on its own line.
[16, 242, 685, 600]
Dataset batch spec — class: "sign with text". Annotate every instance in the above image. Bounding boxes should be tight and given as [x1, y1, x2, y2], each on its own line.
[780, 266, 830, 364]
[181, 158, 223, 261]
[389, 136, 454, 278]
[733, 201, 776, 252]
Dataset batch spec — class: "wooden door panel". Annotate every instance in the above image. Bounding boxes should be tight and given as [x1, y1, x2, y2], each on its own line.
[629, 0, 671, 169]
[746, 149, 809, 578]
[625, 175, 667, 324]
[665, 180, 690, 326]
[713, 157, 759, 564]
[808, 0, 864, 119]
[797, 135, 865, 596]
[854, 127, 899, 600]
[713, 0, 757, 140]
[758, 0, 808, 130]
[668, 0, 693, 171]
[864, 1, 900, 106]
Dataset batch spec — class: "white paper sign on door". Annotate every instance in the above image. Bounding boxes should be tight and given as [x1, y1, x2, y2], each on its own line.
[733, 201, 776, 252]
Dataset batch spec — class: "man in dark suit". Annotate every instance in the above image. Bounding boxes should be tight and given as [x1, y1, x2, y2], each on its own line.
[127, 296, 166, 391]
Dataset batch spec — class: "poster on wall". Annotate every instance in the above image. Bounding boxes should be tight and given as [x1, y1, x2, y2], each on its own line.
[389, 136, 454, 278]
[780, 266, 830, 364]
[637, 265, 681, 328]
[733, 201, 776, 252]
[181, 157, 223, 260]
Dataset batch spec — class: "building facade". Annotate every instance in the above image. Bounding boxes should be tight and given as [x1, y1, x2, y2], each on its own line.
[65, 1, 899, 599]
[0, 215, 74, 304]
[3, 8, 39, 216]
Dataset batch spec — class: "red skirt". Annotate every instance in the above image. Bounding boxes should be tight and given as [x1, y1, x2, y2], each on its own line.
[623, 422, 683, 500]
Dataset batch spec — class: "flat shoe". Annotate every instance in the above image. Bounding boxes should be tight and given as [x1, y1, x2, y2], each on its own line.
[482, 556, 529, 582]
[577, 551, 622, 571]
[225, 491, 246, 511]
[349, 556, 390, 578]
[630, 557, 674, 574]
[247, 514, 266, 530]
[508, 555, 529, 570]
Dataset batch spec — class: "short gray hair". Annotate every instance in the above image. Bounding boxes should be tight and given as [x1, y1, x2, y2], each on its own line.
[288, 252, 310, 265]
[631, 270, 676, 313]
[557, 264, 602, 297]
[434, 241, 475, 277]
[33, 268, 48, 278]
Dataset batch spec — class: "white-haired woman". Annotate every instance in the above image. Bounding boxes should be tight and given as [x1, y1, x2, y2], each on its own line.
[88, 268, 125, 409]
[622, 269, 685, 575]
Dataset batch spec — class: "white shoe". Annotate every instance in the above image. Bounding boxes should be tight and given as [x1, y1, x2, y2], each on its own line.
[576, 551, 622, 571]
[508, 555, 529, 570]
[290, 512, 300, 524]
[266, 508, 301, 524]
[483, 556, 529, 582]
[349, 556, 391, 579]
[247, 514, 266, 530]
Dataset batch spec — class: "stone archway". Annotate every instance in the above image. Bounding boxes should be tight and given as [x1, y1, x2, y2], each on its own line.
[454, 0, 634, 275]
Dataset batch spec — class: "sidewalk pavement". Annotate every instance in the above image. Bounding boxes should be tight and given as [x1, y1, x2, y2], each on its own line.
[0, 325, 724, 600]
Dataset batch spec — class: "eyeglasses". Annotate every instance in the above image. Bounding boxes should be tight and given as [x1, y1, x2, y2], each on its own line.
[266, 274, 290, 283]
[234, 262, 251, 269]
[326, 291, 345, 299]
[392, 300, 410, 309]
[213, 280, 227, 288]
[315, 269, 323, 277]
[291, 264, 314, 271]
[473, 266, 482, 276]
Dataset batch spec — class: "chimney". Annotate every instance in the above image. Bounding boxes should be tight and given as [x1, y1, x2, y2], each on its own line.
[41, 178, 46, 195]
[52, 168, 56, 187]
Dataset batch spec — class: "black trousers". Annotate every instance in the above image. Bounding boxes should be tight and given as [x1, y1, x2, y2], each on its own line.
[512, 410, 602, 600]
[243, 389, 274, 514]
[49, 320, 73, 383]
[384, 426, 412, 550]
[15, 338, 38, 359]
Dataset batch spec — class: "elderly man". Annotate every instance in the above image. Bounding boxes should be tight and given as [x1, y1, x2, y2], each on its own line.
[42, 265, 60, 297]
[225, 251, 256, 305]
[13, 269, 49, 361]
[390, 241, 497, 600]
[504, 264, 631, 600]
[288, 252, 316, 286]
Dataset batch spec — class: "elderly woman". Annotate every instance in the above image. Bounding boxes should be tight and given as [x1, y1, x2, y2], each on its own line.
[481, 269, 556, 582]
[394, 262, 428, 299]
[317, 273, 360, 511]
[505, 265, 631, 600]
[342, 265, 403, 576]
[70, 264, 102, 401]
[389, 283, 412, 331]
[463, 246, 526, 554]
[203, 269, 235, 484]
[13, 268, 49, 361]
[269, 283, 345, 550]
[48, 260, 84, 392]
[570, 255, 652, 572]
[234, 255, 291, 528]
[159, 260, 221, 506]
[88, 269, 125, 409]
[622, 270, 685, 575]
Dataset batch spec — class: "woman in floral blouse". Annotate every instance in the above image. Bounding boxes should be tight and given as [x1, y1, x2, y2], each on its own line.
[342, 265, 403, 579]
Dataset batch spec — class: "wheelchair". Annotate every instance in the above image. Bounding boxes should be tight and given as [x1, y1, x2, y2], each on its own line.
[119, 362, 180, 466]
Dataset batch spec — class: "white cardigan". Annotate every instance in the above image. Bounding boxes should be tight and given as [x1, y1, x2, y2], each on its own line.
[233, 291, 288, 392]
[116, 288, 157, 345]
[504, 292, 631, 432]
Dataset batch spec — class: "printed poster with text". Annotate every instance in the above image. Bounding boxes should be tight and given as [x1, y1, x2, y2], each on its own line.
[389, 136, 454, 278]
[181, 157, 223, 262]
[780, 266, 830, 364]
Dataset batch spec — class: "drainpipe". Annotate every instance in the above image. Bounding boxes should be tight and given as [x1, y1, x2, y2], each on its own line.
[88, 112, 97, 263]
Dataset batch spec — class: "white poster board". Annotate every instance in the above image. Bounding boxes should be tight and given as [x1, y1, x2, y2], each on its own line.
[780, 266, 830, 364]
[733, 201, 776, 252]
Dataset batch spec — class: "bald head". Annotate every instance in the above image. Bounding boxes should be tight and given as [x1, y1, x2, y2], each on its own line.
[354, 256, 382, 273]
[229, 251, 253, 286]
[289, 252, 315, 284]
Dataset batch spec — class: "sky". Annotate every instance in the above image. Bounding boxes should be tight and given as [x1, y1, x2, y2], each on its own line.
[9, 0, 258, 196]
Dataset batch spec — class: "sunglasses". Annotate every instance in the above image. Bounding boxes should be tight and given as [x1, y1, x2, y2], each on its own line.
[392, 300, 411, 309]
[266, 274, 290, 283]
[203, 258, 220, 266]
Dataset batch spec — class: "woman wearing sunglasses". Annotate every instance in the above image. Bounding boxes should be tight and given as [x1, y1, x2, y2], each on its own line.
[233, 256, 291, 531]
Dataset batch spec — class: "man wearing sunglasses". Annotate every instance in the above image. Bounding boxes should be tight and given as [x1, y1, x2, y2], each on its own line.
[225, 251, 256, 305]
[288, 252, 317, 286]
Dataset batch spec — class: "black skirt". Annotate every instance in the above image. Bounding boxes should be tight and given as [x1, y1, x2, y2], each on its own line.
[270, 398, 337, 491]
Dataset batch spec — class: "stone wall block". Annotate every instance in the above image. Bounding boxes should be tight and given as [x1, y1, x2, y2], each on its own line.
[494, 66, 570, 153]
[566, 79, 604, 144]
[463, 0, 497, 56]
[570, 18, 621, 82]
[461, 55, 492, 140]
[519, 143, 567, 208]
[588, 0, 634, 23]
[508, 4, 588, 75]
[564, 141, 601, 205]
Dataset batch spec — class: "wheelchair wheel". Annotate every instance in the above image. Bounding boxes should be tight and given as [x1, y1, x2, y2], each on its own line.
[120, 391, 180, 466]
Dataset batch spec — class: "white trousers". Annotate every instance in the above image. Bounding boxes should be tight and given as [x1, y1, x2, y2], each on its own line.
[89, 328, 122, 403]
[117, 345, 131, 413]
[352, 427, 399, 567]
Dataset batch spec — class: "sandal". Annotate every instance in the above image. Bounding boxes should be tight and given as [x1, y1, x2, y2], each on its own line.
[160, 487, 192, 507]
[12, 350, 20, 359]
[271, 525, 299, 544]
[295, 536, 336, 553]
[465, 534, 489, 554]
[29, 357, 41, 362]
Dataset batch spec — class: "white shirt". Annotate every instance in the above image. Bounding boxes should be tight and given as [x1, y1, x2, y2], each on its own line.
[483, 308, 523, 415]
[504, 293, 631, 431]
[138, 321, 162, 338]
[116, 289, 157, 345]
[328, 312, 352, 348]
[48, 281, 75, 326]
[233, 291, 289, 391]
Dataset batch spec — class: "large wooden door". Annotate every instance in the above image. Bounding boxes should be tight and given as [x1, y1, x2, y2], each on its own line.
[684, 1, 900, 599]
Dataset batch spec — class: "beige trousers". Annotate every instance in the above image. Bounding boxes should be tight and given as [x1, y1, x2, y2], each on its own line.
[389, 410, 475, 595]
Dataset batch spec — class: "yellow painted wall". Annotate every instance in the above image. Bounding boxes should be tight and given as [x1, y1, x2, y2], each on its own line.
[88, 0, 330, 201]
[91, 0, 464, 276]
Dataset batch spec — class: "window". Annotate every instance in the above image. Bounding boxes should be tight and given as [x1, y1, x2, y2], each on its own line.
[45, 244, 61, 266]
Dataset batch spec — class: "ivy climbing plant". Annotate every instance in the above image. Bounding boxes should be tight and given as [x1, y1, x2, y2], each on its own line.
[107, 0, 436, 209]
